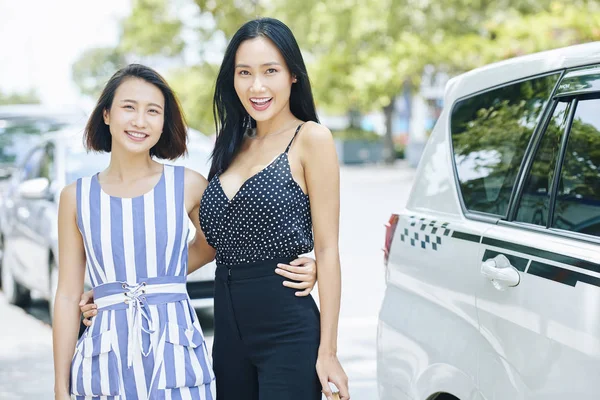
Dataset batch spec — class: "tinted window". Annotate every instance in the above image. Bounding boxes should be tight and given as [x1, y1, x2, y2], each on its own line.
[451, 73, 560, 216]
[39, 145, 55, 181]
[552, 98, 600, 237]
[516, 102, 571, 226]
[22, 148, 44, 181]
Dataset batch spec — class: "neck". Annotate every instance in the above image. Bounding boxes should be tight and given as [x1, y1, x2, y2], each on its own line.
[105, 146, 158, 182]
[255, 107, 297, 138]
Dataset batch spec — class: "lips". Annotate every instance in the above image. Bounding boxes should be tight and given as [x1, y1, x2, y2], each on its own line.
[125, 130, 149, 142]
[249, 97, 273, 111]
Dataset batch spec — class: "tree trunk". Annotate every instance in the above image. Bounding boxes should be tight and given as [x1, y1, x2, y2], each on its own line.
[383, 102, 395, 164]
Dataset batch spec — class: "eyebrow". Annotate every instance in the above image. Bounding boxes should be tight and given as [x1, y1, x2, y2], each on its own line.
[235, 62, 282, 68]
[121, 99, 164, 110]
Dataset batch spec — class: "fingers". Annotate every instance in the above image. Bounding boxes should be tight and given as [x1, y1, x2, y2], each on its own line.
[81, 301, 97, 327]
[319, 375, 333, 400]
[282, 280, 311, 289]
[276, 264, 314, 275]
[79, 290, 94, 307]
[294, 287, 312, 297]
[331, 378, 350, 400]
[80, 304, 96, 313]
[289, 256, 314, 266]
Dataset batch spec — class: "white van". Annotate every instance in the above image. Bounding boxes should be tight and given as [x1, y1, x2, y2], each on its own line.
[378, 42, 600, 400]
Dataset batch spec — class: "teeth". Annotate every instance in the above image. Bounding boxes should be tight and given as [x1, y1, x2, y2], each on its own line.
[250, 98, 271, 104]
[127, 131, 147, 138]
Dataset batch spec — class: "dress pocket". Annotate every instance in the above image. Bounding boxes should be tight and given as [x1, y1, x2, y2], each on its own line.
[157, 322, 215, 389]
[70, 330, 121, 397]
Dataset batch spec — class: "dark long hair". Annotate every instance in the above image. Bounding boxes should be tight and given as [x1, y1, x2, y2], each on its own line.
[209, 17, 319, 179]
[85, 63, 187, 160]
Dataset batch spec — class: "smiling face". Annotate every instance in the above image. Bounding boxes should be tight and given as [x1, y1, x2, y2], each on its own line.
[103, 77, 165, 156]
[233, 37, 296, 123]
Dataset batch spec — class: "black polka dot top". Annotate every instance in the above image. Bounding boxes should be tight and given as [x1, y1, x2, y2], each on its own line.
[200, 124, 314, 265]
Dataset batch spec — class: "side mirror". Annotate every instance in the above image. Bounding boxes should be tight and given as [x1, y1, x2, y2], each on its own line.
[18, 177, 51, 200]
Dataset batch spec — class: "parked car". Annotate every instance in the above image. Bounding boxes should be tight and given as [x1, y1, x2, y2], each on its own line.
[0, 104, 86, 181]
[0, 127, 216, 321]
[378, 42, 600, 400]
[0, 105, 86, 286]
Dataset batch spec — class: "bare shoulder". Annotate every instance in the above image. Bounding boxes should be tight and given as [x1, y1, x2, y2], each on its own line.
[300, 121, 333, 146]
[60, 181, 78, 205]
[58, 181, 78, 221]
[184, 167, 209, 196]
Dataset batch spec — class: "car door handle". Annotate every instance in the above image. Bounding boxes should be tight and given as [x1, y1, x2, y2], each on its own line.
[481, 254, 520, 290]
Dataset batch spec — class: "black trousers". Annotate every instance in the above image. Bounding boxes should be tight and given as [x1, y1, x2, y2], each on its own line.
[212, 257, 322, 400]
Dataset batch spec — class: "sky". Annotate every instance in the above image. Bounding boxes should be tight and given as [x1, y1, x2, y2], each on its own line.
[0, 0, 131, 108]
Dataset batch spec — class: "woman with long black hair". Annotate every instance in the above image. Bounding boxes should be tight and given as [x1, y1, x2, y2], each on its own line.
[202, 17, 349, 400]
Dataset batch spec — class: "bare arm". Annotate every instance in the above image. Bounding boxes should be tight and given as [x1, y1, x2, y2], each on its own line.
[301, 122, 349, 399]
[53, 183, 86, 398]
[185, 168, 216, 274]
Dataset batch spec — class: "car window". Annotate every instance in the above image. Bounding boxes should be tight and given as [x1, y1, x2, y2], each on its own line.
[21, 147, 45, 181]
[552, 98, 600, 237]
[39, 144, 55, 181]
[450, 73, 560, 217]
[515, 101, 571, 226]
[65, 146, 110, 184]
[0, 117, 69, 164]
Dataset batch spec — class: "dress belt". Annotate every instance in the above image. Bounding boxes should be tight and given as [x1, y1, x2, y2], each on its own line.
[93, 278, 188, 368]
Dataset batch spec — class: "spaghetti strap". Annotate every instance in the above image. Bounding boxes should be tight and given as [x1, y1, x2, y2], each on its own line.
[284, 123, 305, 153]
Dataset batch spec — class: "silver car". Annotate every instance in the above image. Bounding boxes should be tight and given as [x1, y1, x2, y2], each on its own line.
[0, 127, 216, 321]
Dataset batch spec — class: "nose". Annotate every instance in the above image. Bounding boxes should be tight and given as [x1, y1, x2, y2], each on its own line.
[250, 76, 265, 93]
[132, 110, 146, 129]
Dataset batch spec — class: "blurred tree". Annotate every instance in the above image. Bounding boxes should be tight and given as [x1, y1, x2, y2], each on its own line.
[72, 47, 126, 99]
[0, 89, 40, 105]
[168, 63, 220, 133]
[72, 0, 600, 151]
[120, 0, 185, 57]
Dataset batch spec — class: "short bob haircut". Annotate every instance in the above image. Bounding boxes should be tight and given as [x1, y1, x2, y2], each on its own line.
[84, 64, 187, 160]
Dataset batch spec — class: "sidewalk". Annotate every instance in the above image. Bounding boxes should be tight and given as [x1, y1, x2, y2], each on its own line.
[0, 294, 54, 399]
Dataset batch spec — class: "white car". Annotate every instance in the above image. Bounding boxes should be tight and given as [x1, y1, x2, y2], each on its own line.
[0, 127, 216, 320]
[378, 42, 600, 400]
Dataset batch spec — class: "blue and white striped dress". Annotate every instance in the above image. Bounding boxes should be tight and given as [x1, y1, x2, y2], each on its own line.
[70, 164, 216, 400]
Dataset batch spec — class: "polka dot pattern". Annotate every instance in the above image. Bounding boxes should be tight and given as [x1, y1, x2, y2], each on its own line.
[200, 130, 314, 265]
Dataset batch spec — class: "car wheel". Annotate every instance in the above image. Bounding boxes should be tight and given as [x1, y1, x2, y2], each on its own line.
[1, 251, 31, 307]
[49, 258, 58, 322]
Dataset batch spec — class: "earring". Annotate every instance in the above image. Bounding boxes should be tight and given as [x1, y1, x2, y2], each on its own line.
[244, 115, 256, 137]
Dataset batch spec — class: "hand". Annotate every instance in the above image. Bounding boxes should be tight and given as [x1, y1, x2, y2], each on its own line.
[275, 256, 317, 296]
[316, 353, 349, 400]
[79, 290, 96, 327]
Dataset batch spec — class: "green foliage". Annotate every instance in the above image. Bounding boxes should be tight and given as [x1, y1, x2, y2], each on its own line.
[168, 63, 219, 134]
[120, 0, 184, 57]
[70, 0, 600, 140]
[72, 47, 126, 99]
[0, 89, 40, 105]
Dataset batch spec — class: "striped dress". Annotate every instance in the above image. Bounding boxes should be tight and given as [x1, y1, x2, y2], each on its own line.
[70, 164, 216, 400]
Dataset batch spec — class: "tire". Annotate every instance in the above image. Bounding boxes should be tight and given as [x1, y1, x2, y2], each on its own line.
[1, 250, 31, 307]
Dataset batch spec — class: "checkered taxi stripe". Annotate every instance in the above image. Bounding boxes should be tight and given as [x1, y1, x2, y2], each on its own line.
[396, 214, 600, 290]
[399, 216, 452, 250]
